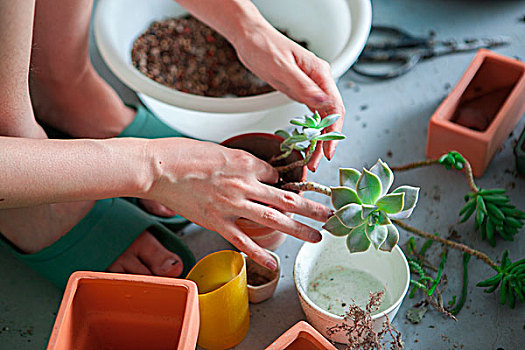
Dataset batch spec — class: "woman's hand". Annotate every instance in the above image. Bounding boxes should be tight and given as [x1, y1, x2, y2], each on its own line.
[143, 138, 332, 269]
[233, 23, 345, 171]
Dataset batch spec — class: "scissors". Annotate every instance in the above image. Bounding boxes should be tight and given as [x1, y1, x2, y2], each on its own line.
[351, 25, 511, 79]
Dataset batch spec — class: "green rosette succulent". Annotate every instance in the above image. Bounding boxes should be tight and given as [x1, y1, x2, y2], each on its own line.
[322, 159, 420, 253]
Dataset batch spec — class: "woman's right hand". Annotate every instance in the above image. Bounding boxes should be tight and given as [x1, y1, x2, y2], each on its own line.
[142, 138, 332, 269]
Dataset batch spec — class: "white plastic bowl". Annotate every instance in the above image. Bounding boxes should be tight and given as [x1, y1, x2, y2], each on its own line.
[94, 0, 371, 141]
[294, 232, 410, 344]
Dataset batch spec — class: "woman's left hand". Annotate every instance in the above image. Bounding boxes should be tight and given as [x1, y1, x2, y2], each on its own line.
[233, 23, 345, 171]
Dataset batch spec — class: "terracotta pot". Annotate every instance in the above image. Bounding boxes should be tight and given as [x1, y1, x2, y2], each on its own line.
[186, 250, 249, 349]
[221, 133, 307, 250]
[426, 49, 525, 177]
[47, 271, 199, 350]
[242, 250, 281, 303]
[265, 321, 337, 350]
[515, 126, 525, 175]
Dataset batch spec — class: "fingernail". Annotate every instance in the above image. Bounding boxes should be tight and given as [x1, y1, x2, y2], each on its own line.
[309, 231, 322, 242]
[265, 259, 277, 271]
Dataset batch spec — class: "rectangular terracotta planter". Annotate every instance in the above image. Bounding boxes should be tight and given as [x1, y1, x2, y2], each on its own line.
[515, 125, 525, 175]
[265, 321, 337, 350]
[47, 271, 199, 350]
[426, 49, 525, 177]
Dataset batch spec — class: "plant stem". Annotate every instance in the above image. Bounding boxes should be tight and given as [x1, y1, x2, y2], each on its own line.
[390, 156, 479, 193]
[390, 159, 440, 171]
[393, 220, 497, 268]
[269, 149, 293, 164]
[282, 181, 332, 196]
[463, 161, 479, 193]
[274, 140, 317, 173]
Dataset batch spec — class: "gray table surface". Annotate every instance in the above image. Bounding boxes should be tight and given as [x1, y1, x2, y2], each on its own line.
[1, 0, 524, 349]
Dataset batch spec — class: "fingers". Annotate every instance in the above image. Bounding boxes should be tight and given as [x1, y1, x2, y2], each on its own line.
[250, 184, 332, 222]
[307, 140, 324, 172]
[221, 221, 277, 270]
[242, 202, 322, 243]
[233, 148, 279, 184]
[270, 64, 329, 110]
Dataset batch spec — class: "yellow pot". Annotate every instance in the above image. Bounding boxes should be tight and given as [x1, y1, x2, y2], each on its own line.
[186, 250, 250, 349]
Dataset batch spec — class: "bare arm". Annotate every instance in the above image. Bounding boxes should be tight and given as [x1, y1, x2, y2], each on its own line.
[175, 0, 346, 169]
[0, 136, 331, 268]
[0, 137, 150, 208]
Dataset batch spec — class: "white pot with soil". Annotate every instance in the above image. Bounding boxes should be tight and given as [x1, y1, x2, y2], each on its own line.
[93, 0, 372, 142]
[294, 232, 410, 344]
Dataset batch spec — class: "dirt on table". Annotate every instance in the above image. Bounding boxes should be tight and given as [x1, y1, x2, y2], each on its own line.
[131, 15, 308, 97]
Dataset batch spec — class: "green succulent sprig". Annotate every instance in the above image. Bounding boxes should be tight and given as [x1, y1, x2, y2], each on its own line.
[321, 159, 420, 253]
[272, 111, 345, 172]
[477, 250, 525, 308]
[438, 151, 466, 170]
[460, 189, 525, 246]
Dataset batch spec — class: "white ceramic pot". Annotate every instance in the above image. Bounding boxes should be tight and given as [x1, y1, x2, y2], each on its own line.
[93, 0, 372, 142]
[294, 233, 410, 344]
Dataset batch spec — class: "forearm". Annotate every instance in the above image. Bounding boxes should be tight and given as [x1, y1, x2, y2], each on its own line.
[174, 0, 271, 47]
[0, 137, 154, 208]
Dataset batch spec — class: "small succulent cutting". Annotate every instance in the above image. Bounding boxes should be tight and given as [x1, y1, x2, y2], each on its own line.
[323, 160, 419, 253]
[271, 111, 345, 172]
[283, 151, 524, 310]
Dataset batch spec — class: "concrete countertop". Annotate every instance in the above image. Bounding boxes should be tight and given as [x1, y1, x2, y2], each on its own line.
[1, 0, 524, 349]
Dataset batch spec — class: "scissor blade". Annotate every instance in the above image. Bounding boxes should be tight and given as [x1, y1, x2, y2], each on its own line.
[432, 36, 511, 57]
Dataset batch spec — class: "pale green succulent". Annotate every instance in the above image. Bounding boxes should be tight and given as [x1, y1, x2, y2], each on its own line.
[322, 159, 420, 253]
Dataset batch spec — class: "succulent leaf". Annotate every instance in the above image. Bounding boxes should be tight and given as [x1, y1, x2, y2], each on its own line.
[275, 130, 291, 139]
[335, 203, 365, 228]
[315, 131, 346, 141]
[303, 128, 321, 140]
[376, 193, 405, 214]
[304, 115, 317, 127]
[317, 114, 340, 129]
[356, 169, 383, 204]
[282, 134, 308, 145]
[377, 211, 392, 225]
[346, 224, 371, 253]
[379, 224, 400, 252]
[370, 159, 394, 196]
[312, 110, 322, 124]
[365, 224, 388, 249]
[330, 187, 361, 209]
[339, 168, 361, 188]
[361, 204, 379, 220]
[323, 215, 351, 236]
[388, 185, 420, 219]
[290, 117, 308, 127]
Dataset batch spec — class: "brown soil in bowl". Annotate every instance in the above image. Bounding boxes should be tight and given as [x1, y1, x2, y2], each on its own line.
[246, 256, 278, 286]
[131, 15, 308, 97]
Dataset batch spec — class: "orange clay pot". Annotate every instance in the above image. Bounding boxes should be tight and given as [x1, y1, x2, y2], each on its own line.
[265, 321, 337, 350]
[426, 49, 525, 177]
[221, 133, 307, 250]
[47, 271, 199, 350]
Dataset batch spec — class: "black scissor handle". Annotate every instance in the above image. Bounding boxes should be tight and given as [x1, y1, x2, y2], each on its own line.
[351, 53, 421, 79]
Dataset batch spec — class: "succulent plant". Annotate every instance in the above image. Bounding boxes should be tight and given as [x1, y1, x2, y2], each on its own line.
[272, 111, 345, 171]
[322, 159, 420, 253]
[477, 250, 525, 308]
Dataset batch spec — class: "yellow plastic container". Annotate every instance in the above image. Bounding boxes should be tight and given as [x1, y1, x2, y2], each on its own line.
[186, 250, 250, 349]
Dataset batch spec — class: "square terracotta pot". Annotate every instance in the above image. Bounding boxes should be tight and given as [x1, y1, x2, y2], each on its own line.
[426, 49, 525, 177]
[515, 125, 525, 175]
[47, 271, 199, 350]
[265, 321, 337, 350]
